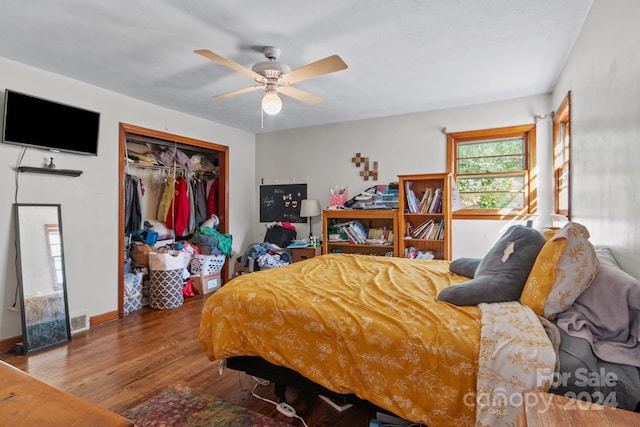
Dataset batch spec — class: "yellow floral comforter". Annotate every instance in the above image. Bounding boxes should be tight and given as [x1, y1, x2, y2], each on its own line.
[200, 254, 482, 425]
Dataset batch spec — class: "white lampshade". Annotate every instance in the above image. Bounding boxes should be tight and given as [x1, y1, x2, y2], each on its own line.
[262, 90, 282, 115]
[300, 199, 321, 217]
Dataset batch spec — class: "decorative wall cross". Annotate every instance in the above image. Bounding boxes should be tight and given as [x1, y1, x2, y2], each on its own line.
[352, 153, 378, 181]
[351, 152, 366, 167]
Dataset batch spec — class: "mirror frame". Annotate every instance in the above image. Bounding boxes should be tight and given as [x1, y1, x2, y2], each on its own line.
[14, 203, 71, 354]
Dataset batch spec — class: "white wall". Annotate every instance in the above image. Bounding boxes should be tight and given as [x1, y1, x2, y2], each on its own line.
[0, 57, 256, 341]
[551, 0, 640, 278]
[256, 94, 553, 257]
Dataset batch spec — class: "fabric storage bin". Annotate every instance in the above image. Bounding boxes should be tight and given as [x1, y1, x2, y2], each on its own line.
[124, 288, 142, 314]
[123, 271, 143, 314]
[191, 254, 226, 275]
[149, 252, 185, 309]
[141, 276, 150, 307]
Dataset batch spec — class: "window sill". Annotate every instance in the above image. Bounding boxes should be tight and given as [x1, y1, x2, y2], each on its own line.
[453, 211, 537, 221]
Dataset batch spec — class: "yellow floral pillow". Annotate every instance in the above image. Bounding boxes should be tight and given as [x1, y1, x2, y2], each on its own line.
[540, 227, 561, 240]
[521, 222, 599, 319]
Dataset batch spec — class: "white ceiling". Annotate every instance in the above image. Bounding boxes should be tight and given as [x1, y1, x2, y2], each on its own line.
[0, 0, 592, 134]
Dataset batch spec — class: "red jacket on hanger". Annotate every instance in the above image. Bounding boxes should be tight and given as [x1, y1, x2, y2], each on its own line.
[166, 177, 190, 236]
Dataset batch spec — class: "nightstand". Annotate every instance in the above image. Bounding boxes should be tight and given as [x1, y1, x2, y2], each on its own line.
[291, 246, 322, 263]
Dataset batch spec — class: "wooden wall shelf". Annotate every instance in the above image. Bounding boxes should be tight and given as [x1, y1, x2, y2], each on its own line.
[18, 166, 83, 177]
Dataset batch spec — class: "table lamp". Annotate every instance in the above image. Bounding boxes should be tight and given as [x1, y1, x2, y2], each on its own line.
[300, 199, 322, 239]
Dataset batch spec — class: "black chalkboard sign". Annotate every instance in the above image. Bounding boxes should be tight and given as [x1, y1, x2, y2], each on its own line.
[260, 184, 307, 223]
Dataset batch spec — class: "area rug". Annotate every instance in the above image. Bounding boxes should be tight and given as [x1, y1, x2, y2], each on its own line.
[124, 384, 290, 427]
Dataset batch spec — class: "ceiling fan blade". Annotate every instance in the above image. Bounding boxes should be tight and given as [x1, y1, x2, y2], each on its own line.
[214, 85, 263, 99]
[194, 49, 265, 82]
[280, 55, 348, 85]
[278, 86, 323, 105]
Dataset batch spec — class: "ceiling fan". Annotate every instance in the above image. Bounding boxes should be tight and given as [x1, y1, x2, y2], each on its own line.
[195, 46, 348, 115]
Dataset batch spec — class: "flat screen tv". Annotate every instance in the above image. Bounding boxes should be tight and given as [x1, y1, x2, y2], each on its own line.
[2, 89, 100, 156]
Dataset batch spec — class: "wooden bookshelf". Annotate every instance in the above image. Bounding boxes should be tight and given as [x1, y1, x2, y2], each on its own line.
[322, 209, 398, 257]
[398, 173, 452, 260]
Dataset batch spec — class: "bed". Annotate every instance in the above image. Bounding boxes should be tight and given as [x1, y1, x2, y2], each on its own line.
[199, 222, 640, 426]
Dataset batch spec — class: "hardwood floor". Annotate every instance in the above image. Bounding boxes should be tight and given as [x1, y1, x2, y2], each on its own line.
[0, 294, 376, 426]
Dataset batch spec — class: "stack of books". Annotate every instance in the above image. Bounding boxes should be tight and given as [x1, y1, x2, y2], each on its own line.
[407, 219, 445, 240]
[417, 188, 443, 213]
[404, 182, 443, 214]
[333, 220, 394, 245]
[333, 220, 369, 244]
[367, 226, 394, 244]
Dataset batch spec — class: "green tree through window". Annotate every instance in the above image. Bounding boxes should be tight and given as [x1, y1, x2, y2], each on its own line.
[447, 125, 536, 218]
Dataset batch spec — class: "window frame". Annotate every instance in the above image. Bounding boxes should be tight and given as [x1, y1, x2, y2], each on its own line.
[447, 124, 537, 219]
[553, 92, 571, 219]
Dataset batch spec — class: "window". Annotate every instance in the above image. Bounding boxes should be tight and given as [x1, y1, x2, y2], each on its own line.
[45, 224, 64, 291]
[447, 124, 537, 219]
[553, 92, 571, 218]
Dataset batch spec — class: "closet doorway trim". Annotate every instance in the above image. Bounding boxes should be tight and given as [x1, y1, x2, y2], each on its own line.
[117, 123, 229, 319]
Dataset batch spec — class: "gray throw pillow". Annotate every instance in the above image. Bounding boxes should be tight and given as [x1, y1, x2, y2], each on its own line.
[449, 257, 482, 278]
[437, 225, 546, 306]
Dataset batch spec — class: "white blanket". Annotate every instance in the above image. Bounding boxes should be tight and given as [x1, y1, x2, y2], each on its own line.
[475, 302, 556, 426]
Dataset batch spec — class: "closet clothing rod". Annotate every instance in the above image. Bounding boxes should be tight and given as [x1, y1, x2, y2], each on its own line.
[127, 162, 217, 176]
[127, 163, 179, 172]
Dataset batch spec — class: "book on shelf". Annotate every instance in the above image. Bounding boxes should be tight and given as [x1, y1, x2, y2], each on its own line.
[404, 180, 419, 213]
[334, 220, 370, 244]
[407, 218, 445, 240]
[342, 221, 395, 245]
[411, 218, 433, 238]
[341, 224, 360, 244]
[406, 220, 413, 237]
[418, 187, 433, 213]
[406, 184, 443, 214]
[428, 188, 442, 213]
[367, 226, 394, 244]
[439, 220, 445, 240]
[287, 241, 311, 248]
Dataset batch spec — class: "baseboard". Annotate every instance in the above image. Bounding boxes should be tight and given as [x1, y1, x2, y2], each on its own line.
[90, 310, 119, 327]
[0, 336, 22, 353]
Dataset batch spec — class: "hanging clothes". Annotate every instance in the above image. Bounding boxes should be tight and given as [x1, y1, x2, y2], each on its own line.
[186, 179, 196, 236]
[206, 178, 218, 217]
[165, 177, 190, 236]
[124, 174, 143, 234]
[192, 178, 208, 227]
[157, 175, 175, 222]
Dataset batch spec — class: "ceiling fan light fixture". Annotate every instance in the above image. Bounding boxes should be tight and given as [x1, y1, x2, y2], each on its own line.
[262, 89, 282, 115]
[196, 46, 348, 117]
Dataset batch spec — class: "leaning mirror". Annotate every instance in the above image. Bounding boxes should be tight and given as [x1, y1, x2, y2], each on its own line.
[14, 203, 71, 354]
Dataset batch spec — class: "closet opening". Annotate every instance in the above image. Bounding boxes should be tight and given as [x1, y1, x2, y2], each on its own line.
[117, 123, 229, 318]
